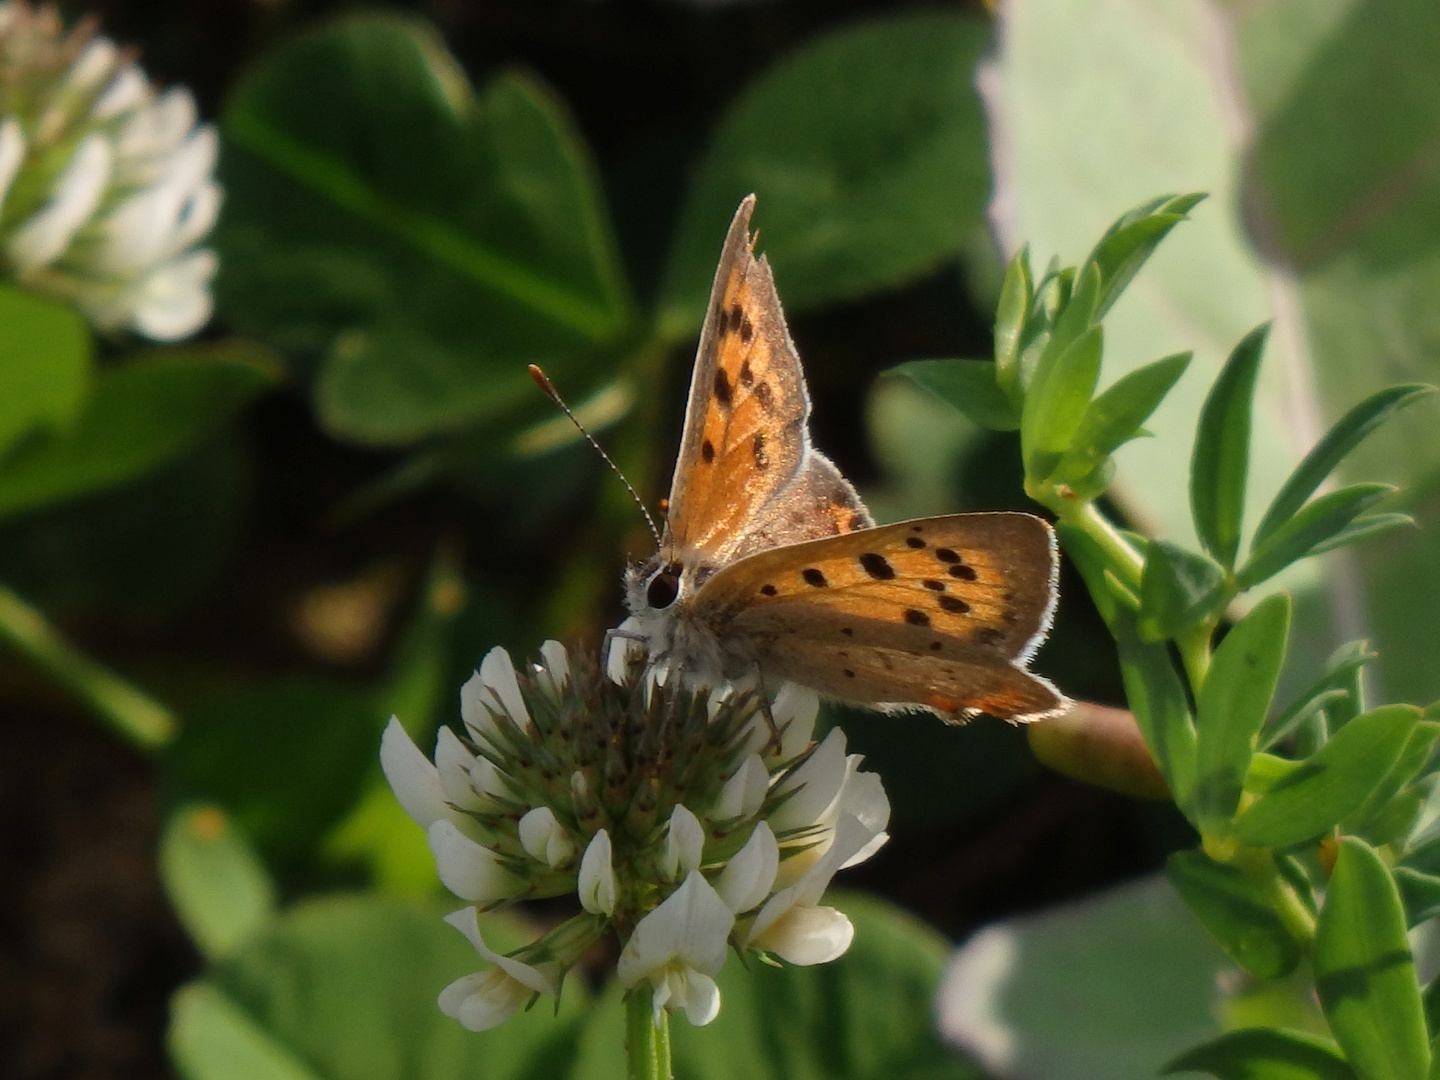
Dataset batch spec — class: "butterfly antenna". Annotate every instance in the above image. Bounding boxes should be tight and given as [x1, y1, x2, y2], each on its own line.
[528, 365, 662, 547]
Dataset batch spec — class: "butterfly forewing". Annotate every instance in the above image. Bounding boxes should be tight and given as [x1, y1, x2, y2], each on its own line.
[663, 196, 813, 559]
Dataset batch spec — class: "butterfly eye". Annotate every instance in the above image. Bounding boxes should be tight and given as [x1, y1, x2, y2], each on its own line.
[646, 566, 682, 609]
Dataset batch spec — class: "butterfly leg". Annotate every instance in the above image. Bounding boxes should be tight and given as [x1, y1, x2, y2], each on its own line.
[602, 625, 648, 682]
[750, 662, 783, 756]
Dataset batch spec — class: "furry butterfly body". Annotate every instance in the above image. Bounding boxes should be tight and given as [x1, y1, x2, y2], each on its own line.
[625, 196, 1065, 723]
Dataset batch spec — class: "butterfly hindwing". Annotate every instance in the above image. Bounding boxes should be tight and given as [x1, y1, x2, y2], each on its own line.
[663, 196, 812, 559]
[689, 513, 1062, 720]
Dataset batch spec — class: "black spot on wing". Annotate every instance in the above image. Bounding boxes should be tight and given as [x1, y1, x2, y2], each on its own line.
[754, 382, 773, 409]
[739, 315, 754, 344]
[802, 568, 828, 587]
[904, 609, 930, 627]
[906, 536, 926, 549]
[976, 627, 1006, 646]
[714, 368, 733, 408]
[701, 439, 715, 463]
[949, 564, 978, 581]
[858, 553, 895, 580]
[739, 358, 754, 386]
[922, 579, 945, 592]
[939, 596, 971, 614]
[759, 584, 777, 596]
[935, 548, 960, 563]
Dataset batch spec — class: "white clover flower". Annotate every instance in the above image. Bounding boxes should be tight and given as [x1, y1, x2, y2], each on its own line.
[438, 907, 561, 1032]
[0, 2, 220, 339]
[616, 872, 734, 1026]
[383, 638, 889, 1032]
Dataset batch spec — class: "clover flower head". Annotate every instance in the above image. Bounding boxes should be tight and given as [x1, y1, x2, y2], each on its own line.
[381, 639, 891, 1030]
[0, 2, 220, 338]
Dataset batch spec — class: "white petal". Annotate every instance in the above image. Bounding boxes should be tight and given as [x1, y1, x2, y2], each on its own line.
[379, 716, 448, 828]
[715, 821, 778, 914]
[578, 829, 616, 915]
[753, 905, 854, 966]
[435, 727, 485, 811]
[66, 39, 120, 97]
[519, 807, 575, 868]
[9, 135, 111, 270]
[838, 762, 891, 840]
[479, 646, 530, 725]
[441, 907, 557, 994]
[0, 119, 26, 212]
[771, 684, 819, 759]
[536, 639, 570, 698]
[427, 820, 520, 903]
[679, 970, 722, 1026]
[438, 969, 528, 1031]
[664, 804, 704, 881]
[126, 249, 216, 339]
[713, 754, 768, 821]
[768, 727, 849, 833]
[469, 755, 510, 803]
[459, 670, 502, 745]
[91, 65, 150, 120]
[617, 872, 733, 986]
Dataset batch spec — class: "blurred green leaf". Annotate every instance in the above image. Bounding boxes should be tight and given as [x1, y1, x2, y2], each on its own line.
[0, 285, 91, 460]
[218, 12, 629, 445]
[1233, 705, 1420, 849]
[1138, 540, 1227, 642]
[941, 875, 1233, 1080]
[160, 805, 277, 961]
[172, 895, 584, 1080]
[1314, 838, 1430, 1080]
[988, 1, 1286, 565]
[1191, 325, 1269, 569]
[892, 359, 1020, 432]
[1252, 385, 1436, 550]
[1114, 609, 1198, 808]
[1166, 850, 1302, 978]
[1393, 868, 1440, 928]
[0, 347, 275, 522]
[1023, 326, 1103, 480]
[163, 681, 387, 874]
[1162, 1027, 1355, 1080]
[1193, 594, 1291, 829]
[575, 893, 978, 1080]
[169, 983, 323, 1080]
[1086, 194, 1207, 322]
[1238, 484, 1397, 590]
[660, 13, 992, 336]
[1061, 351, 1192, 481]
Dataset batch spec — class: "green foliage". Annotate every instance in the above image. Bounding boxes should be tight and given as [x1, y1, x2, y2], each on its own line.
[659, 13, 993, 335]
[0, 285, 91, 459]
[917, 194, 1440, 1080]
[218, 13, 631, 446]
[1163, 1028, 1356, 1080]
[0, 348, 276, 521]
[160, 806, 278, 962]
[1315, 840, 1430, 1080]
[170, 896, 588, 1080]
[1166, 851, 1302, 979]
[572, 894, 978, 1080]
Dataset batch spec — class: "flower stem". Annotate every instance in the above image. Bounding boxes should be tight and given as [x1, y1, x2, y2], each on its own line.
[0, 581, 175, 750]
[625, 985, 672, 1080]
[1064, 500, 1145, 592]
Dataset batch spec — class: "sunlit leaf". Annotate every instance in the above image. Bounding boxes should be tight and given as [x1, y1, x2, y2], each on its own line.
[1166, 850, 1301, 978]
[1314, 838, 1430, 1080]
[0, 285, 91, 460]
[1191, 325, 1269, 569]
[160, 805, 277, 961]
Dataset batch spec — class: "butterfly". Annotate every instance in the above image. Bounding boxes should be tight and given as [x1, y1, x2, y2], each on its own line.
[623, 196, 1066, 723]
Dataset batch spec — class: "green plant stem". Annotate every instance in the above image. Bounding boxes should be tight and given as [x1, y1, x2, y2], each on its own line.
[0, 581, 175, 750]
[1242, 851, 1317, 947]
[1049, 497, 1146, 592]
[625, 985, 672, 1080]
[1176, 623, 1213, 691]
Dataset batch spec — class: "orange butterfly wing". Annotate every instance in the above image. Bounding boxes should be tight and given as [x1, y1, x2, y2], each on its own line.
[661, 196, 869, 563]
[690, 513, 1065, 722]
